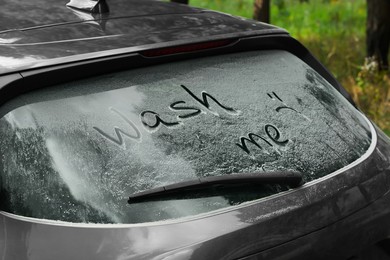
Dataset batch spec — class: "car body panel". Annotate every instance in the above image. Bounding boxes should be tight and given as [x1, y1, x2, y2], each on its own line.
[0, 0, 200, 32]
[0, 0, 284, 75]
[0, 1, 390, 259]
[242, 187, 390, 260]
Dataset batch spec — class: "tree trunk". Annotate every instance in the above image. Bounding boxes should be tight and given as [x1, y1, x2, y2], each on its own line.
[253, 0, 270, 23]
[366, 0, 390, 70]
[170, 0, 189, 4]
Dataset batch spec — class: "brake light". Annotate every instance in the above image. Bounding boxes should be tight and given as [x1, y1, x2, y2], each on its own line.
[141, 39, 236, 57]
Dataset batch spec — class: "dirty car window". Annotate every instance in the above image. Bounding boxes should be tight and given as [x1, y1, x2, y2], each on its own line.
[0, 50, 371, 223]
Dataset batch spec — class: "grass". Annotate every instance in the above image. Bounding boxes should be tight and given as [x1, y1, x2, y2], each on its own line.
[189, 0, 365, 78]
[188, 0, 390, 135]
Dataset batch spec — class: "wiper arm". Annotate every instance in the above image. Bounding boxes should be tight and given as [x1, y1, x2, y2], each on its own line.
[128, 171, 303, 204]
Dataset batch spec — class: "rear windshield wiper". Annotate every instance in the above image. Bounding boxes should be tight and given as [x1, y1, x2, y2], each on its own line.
[128, 171, 303, 204]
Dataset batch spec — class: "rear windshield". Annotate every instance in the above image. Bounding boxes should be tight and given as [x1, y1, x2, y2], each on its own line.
[0, 50, 371, 224]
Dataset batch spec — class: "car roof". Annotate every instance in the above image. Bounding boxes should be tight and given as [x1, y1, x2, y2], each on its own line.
[1, 0, 202, 32]
[0, 0, 287, 75]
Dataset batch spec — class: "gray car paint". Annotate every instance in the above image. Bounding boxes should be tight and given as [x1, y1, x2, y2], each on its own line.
[0, 0, 284, 75]
[1, 0, 390, 259]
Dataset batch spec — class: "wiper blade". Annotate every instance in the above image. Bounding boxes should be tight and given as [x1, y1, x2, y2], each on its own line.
[128, 171, 303, 204]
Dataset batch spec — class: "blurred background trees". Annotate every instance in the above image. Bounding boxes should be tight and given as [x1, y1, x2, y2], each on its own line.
[366, 0, 390, 70]
[169, 0, 389, 135]
[253, 0, 270, 22]
[171, 0, 189, 3]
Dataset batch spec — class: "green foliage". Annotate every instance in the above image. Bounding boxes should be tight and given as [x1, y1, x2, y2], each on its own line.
[350, 61, 390, 131]
[271, 0, 365, 39]
[188, 0, 390, 135]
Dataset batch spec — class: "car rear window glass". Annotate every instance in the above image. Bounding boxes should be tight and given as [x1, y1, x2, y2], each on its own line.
[0, 50, 371, 224]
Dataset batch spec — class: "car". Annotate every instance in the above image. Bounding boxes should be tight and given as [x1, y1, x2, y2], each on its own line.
[0, 0, 390, 259]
